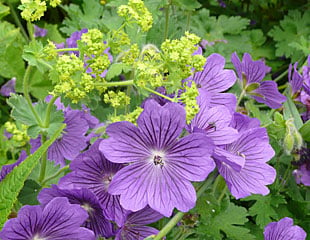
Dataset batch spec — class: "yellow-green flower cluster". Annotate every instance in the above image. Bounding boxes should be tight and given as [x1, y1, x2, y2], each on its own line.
[43, 40, 57, 60]
[109, 30, 131, 54]
[4, 122, 30, 147]
[179, 82, 200, 123]
[19, 0, 47, 22]
[88, 54, 111, 77]
[161, 32, 205, 81]
[104, 91, 130, 108]
[49, 0, 61, 7]
[121, 44, 140, 65]
[81, 29, 107, 57]
[110, 106, 143, 124]
[134, 46, 164, 88]
[118, 0, 153, 32]
[52, 54, 96, 103]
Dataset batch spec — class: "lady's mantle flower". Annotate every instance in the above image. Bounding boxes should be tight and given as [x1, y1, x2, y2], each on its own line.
[116, 206, 163, 240]
[38, 185, 114, 238]
[58, 139, 126, 226]
[264, 217, 306, 240]
[0, 197, 95, 240]
[99, 100, 215, 217]
[231, 52, 286, 109]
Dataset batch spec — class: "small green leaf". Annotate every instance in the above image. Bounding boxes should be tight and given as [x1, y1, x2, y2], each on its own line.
[242, 194, 287, 229]
[106, 63, 131, 80]
[0, 3, 10, 20]
[17, 179, 40, 205]
[283, 96, 303, 130]
[7, 94, 38, 126]
[173, 0, 201, 11]
[299, 120, 310, 141]
[0, 124, 65, 229]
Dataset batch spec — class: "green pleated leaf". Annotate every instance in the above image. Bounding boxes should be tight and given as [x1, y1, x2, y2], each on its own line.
[0, 124, 65, 229]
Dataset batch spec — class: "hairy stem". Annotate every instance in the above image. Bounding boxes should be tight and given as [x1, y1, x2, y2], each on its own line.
[55, 48, 79, 52]
[143, 86, 175, 102]
[38, 134, 47, 183]
[8, 2, 29, 42]
[44, 96, 58, 127]
[41, 165, 69, 186]
[237, 89, 246, 106]
[95, 80, 134, 87]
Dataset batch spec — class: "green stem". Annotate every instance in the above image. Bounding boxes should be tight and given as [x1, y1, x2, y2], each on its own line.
[8, 2, 29, 42]
[218, 185, 227, 203]
[55, 48, 79, 52]
[237, 89, 246, 106]
[95, 80, 134, 88]
[23, 66, 43, 126]
[38, 134, 47, 183]
[41, 165, 69, 186]
[164, 2, 170, 40]
[26, 21, 34, 41]
[143, 86, 175, 102]
[153, 174, 215, 240]
[44, 96, 58, 127]
[274, 69, 288, 83]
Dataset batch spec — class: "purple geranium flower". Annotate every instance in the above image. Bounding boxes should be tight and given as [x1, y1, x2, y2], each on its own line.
[116, 206, 163, 240]
[0, 78, 16, 97]
[187, 53, 237, 112]
[214, 113, 276, 199]
[31, 110, 88, 166]
[264, 217, 307, 240]
[189, 89, 239, 145]
[34, 25, 47, 38]
[288, 62, 303, 96]
[293, 164, 310, 186]
[0, 151, 27, 182]
[0, 197, 95, 240]
[58, 139, 126, 226]
[99, 100, 215, 217]
[38, 185, 115, 238]
[231, 52, 286, 109]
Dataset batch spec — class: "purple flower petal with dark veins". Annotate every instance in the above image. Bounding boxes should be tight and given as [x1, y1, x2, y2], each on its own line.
[115, 206, 163, 240]
[0, 78, 16, 97]
[190, 93, 239, 145]
[58, 139, 126, 226]
[251, 81, 287, 109]
[231, 52, 267, 84]
[48, 110, 88, 166]
[209, 92, 237, 112]
[230, 112, 261, 133]
[189, 53, 236, 92]
[100, 100, 215, 217]
[215, 127, 276, 199]
[288, 62, 303, 96]
[38, 185, 115, 238]
[264, 217, 306, 240]
[0, 151, 27, 182]
[0, 197, 95, 240]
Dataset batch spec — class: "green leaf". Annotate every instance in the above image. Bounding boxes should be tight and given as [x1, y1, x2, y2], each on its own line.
[173, 0, 201, 11]
[200, 202, 255, 240]
[0, 3, 10, 20]
[0, 21, 25, 83]
[17, 179, 40, 205]
[0, 124, 65, 229]
[299, 120, 310, 141]
[245, 100, 273, 126]
[106, 63, 132, 80]
[268, 10, 310, 61]
[7, 94, 38, 126]
[283, 96, 303, 130]
[242, 194, 287, 228]
[22, 41, 50, 73]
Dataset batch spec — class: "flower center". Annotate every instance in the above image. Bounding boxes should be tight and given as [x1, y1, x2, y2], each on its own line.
[205, 122, 216, 132]
[102, 174, 113, 190]
[151, 151, 165, 168]
[32, 234, 45, 240]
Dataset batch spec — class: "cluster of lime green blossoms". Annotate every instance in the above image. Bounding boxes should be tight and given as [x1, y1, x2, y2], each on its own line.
[51, 29, 111, 103]
[104, 91, 130, 108]
[4, 122, 30, 147]
[110, 106, 143, 124]
[19, 0, 61, 22]
[179, 82, 200, 123]
[118, 0, 153, 32]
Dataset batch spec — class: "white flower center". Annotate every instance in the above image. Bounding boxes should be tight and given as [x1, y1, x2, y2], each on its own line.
[150, 150, 165, 167]
[32, 234, 45, 240]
